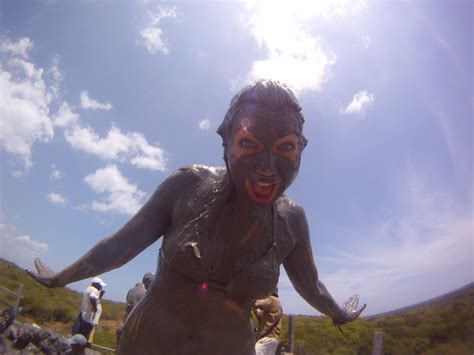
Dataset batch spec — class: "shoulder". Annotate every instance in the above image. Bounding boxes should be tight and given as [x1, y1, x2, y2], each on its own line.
[167, 165, 226, 222]
[275, 195, 306, 223]
[162, 164, 225, 189]
[176, 164, 226, 180]
[126, 283, 146, 300]
[86, 286, 99, 298]
[146, 165, 225, 208]
[126, 283, 142, 293]
[274, 196, 310, 257]
[170, 164, 225, 204]
[270, 296, 282, 308]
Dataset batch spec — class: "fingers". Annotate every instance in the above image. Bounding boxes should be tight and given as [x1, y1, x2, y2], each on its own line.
[349, 302, 367, 321]
[341, 295, 366, 322]
[348, 294, 359, 311]
[358, 303, 367, 313]
[34, 258, 44, 273]
[342, 297, 351, 309]
[27, 258, 58, 287]
[34, 258, 55, 277]
[343, 294, 359, 312]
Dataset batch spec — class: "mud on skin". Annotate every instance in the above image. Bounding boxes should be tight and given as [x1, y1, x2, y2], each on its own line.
[27, 80, 365, 355]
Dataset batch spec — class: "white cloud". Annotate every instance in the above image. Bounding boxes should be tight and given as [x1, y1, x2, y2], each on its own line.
[340, 90, 374, 116]
[241, 0, 367, 95]
[48, 54, 64, 98]
[1, 37, 33, 59]
[0, 220, 49, 269]
[198, 118, 212, 130]
[140, 6, 177, 55]
[362, 34, 370, 48]
[16, 235, 49, 251]
[53, 102, 79, 127]
[0, 35, 168, 175]
[80, 90, 113, 111]
[48, 54, 64, 83]
[47, 192, 67, 205]
[64, 125, 167, 171]
[50, 165, 63, 180]
[84, 165, 145, 215]
[0, 37, 57, 172]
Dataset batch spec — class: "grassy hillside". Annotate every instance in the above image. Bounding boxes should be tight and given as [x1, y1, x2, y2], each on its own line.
[278, 285, 474, 354]
[0, 258, 124, 349]
[1, 258, 473, 353]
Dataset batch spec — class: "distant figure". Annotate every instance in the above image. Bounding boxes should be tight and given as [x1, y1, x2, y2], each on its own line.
[253, 293, 282, 355]
[68, 334, 87, 354]
[71, 277, 106, 342]
[125, 272, 155, 318]
[116, 272, 155, 346]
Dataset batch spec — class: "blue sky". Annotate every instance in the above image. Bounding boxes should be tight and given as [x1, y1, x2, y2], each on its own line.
[0, 0, 472, 316]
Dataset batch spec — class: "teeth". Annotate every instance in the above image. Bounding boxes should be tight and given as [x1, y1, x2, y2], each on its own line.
[257, 182, 273, 187]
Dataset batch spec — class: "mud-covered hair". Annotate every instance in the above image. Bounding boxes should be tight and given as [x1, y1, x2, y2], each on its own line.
[217, 80, 308, 149]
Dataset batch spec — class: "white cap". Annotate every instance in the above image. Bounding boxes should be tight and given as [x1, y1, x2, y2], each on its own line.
[91, 277, 106, 287]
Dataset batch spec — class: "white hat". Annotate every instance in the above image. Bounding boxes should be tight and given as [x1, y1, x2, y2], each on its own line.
[91, 277, 106, 287]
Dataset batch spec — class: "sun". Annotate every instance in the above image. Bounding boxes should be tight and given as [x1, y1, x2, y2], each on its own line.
[242, 0, 367, 94]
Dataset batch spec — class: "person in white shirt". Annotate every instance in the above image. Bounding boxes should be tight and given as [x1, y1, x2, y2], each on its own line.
[71, 277, 106, 341]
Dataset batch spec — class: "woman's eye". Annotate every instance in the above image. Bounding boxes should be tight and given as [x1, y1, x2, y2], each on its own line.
[240, 139, 257, 149]
[278, 142, 294, 151]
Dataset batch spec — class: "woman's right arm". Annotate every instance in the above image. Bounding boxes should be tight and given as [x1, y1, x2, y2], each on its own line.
[28, 168, 198, 287]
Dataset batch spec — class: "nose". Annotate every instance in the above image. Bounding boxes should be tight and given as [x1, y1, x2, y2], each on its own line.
[255, 149, 276, 177]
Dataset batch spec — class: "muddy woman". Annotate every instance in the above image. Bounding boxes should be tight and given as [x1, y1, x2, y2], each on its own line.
[28, 80, 365, 355]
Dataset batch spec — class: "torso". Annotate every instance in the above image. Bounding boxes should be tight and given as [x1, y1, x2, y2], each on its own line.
[118, 165, 297, 355]
[256, 296, 282, 340]
[81, 286, 97, 322]
[125, 283, 146, 316]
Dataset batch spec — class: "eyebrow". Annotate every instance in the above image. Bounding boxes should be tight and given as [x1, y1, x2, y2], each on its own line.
[233, 128, 299, 150]
[274, 132, 299, 141]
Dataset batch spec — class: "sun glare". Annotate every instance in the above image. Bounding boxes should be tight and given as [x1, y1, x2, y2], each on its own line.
[243, 0, 367, 94]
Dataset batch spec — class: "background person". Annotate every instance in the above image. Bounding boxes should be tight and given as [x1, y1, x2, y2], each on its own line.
[116, 272, 155, 346]
[253, 293, 282, 355]
[67, 334, 87, 354]
[71, 277, 105, 342]
[125, 272, 154, 318]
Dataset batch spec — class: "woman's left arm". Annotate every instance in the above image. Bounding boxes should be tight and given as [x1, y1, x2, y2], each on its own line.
[282, 204, 365, 325]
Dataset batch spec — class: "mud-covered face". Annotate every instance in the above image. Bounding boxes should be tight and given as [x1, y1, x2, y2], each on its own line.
[226, 106, 303, 205]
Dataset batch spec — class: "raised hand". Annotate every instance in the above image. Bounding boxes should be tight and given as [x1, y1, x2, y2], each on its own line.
[333, 294, 366, 325]
[25, 258, 60, 288]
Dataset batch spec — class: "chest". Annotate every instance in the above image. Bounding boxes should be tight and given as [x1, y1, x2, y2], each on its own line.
[205, 211, 274, 279]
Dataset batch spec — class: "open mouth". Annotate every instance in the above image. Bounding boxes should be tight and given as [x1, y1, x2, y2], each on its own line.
[245, 179, 281, 204]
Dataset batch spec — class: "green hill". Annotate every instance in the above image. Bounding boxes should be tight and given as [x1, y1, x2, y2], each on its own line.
[278, 285, 474, 354]
[1, 258, 473, 354]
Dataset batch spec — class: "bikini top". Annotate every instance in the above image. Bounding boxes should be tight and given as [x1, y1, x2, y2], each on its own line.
[160, 168, 279, 303]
